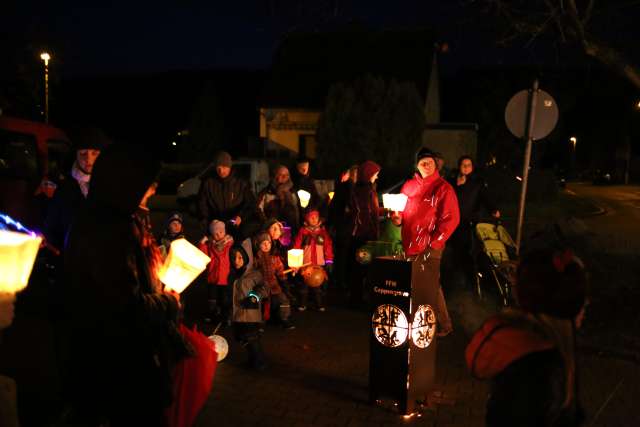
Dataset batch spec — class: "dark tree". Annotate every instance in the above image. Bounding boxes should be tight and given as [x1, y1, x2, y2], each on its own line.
[316, 75, 426, 181]
[181, 81, 226, 163]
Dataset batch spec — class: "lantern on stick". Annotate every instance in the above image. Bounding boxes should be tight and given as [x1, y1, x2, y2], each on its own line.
[382, 193, 408, 212]
[287, 249, 304, 268]
[297, 190, 311, 208]
[158, 238, 210, 294]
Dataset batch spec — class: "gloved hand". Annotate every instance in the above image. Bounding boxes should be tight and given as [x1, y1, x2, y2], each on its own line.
[324, 261, 333, 274]
[240, 295, 259, 309]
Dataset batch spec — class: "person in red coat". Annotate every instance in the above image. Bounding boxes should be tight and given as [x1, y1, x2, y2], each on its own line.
[293, 208, 333, 311]
[199, 219, 234, 324]
[394, 147, 460, 336]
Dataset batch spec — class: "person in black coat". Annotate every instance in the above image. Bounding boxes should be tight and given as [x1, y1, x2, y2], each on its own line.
[292, 157, 320, 210]
[62, 144, 187, 426]
[444, 155, 500, 289]
[43, 127, 110, 253]
[197, 151, 258, 240]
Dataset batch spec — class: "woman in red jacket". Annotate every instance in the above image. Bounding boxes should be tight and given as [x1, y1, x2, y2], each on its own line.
[395, 147, 459, 336]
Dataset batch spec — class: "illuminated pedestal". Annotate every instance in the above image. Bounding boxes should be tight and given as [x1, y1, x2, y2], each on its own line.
[368, 255, 439, 415]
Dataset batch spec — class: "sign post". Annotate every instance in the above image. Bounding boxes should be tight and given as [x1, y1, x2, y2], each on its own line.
[505, 80, 558, 254]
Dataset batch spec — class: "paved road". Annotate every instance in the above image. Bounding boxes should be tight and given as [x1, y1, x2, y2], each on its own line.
[567, 183, 640, 254]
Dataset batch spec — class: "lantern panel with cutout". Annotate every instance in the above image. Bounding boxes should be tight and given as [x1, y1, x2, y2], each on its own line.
[371, 304, 409, 348]
[158, 238, 210, 294]
[411, 304, 436, 349]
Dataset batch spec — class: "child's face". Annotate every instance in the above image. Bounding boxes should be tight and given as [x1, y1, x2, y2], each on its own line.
[233, 251, 244, 269]
[169, 221, 182, 234]
[268, 223, 282, 240]
[214, 228, 225, 241]
[307, 212, 320, 226]
[259, 239, 272, 253]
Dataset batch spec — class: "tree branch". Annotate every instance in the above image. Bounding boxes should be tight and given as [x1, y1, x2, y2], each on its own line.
[582, 38, 640, 89]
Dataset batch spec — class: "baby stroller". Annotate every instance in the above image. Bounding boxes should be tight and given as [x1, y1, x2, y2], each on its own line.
[475, 222, 518, 307]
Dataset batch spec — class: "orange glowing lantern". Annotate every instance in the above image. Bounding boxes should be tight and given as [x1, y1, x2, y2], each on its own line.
[297, 190, 311, 208]
[158, 238, 210, 293]
[287, 249, 304, 268]
[328, 191, 335, 201]
[0, 229, 42, 295]
[382, 193, 408, 212]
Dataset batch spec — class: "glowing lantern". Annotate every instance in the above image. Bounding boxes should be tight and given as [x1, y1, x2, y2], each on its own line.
[158, 238, 210, 294]
[287, 249, 304, 268]
[0, 229, 42, 294]
[328, 191, 335, 201]
[297, 189, 311, 208]
[411, 305, 437, 349]
[208, 334, 228, 361]
[382, 193, 408, 212]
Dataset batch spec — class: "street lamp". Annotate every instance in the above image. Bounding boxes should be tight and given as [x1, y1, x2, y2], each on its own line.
[40, 52, 51, 123]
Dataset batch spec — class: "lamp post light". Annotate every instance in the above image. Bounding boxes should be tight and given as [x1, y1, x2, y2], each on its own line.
[40, 52, 51, 123]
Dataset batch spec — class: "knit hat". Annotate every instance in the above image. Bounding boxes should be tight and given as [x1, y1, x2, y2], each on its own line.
[358, 160, 381, 183]
[416, 147, 438, 164]
[262, 218, 283, 232]
[209, 219, 226, 236]
[214, 151, 232, 168]
[253, 232, 271, 248]
[67, 126, 112, 151]
[167, 212, 183, 226]
[516, 248, 588, 319]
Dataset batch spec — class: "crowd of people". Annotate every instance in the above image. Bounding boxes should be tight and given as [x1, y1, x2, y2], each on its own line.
[4, 126, 588, 426]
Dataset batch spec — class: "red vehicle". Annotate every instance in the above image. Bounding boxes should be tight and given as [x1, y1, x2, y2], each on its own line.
[0, 116, 71, 228]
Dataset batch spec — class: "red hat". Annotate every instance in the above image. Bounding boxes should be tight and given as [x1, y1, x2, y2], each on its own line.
[358, 160, 381, 183]
[516, 249, 587, 319]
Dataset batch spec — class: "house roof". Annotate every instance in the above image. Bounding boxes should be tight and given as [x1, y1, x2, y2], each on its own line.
[260, 26, 436, 109]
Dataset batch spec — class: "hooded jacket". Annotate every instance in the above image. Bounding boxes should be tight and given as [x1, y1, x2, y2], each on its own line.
[400, 170, 460, 255]
[199, 234, 234, 285]
[230, 239, 269, 323]
[63, 144, 184, 416]
[293, 221, 333, 266]
[466, 310, 582, 427]
[348, 161, 382, 241]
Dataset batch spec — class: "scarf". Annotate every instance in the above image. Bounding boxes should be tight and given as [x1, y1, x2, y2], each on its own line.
[71, 161, 92, 198]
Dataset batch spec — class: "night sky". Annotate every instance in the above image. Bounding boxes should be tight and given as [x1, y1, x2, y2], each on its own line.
[0, 0, 591, 76]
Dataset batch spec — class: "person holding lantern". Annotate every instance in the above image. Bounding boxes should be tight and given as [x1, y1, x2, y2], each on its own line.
[293, 208, 333, 311]
[292, 157, 321, 211]
[62, 144, 190, 426]
[347, 160, 383, 307]
[393, 147, 459, 337]
[253, 232, 295, 330]
[199, 219, 234, 325]
[257, 165, 301, 233]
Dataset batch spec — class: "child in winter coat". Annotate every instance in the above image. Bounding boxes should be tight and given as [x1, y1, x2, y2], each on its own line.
[159, 212, 186, 258]
[253, 232, 295, 330]
[199, 219, 234, 324]
[293, 208, 333, 311]
[229, 239, 270, 370]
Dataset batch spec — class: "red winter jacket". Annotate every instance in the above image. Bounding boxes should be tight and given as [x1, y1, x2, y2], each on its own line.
[400, 171, 459, 255]
[199, 235, 234, 285]
[293, 224, 333, 266]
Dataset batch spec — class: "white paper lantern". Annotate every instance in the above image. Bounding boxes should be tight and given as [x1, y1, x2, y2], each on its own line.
[208, 334, 228, 361]
[297, 189, 311, 208]
[158, 238, 210, 294]
[287, 249, 304, 268]
[0, 229, 42, 294]
[382, 193, 408, 212]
